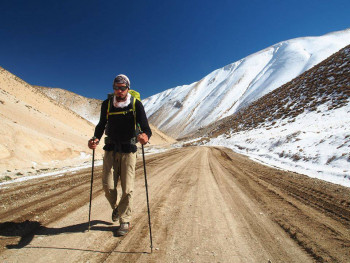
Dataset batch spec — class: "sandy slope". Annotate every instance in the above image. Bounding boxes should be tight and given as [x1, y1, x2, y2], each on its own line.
[147, 124, 176, 146]
[1, 147, 349, 262]
[0, 68, 175, 181]
[34, 85, 177, 146]
[0, 67, 102, 173]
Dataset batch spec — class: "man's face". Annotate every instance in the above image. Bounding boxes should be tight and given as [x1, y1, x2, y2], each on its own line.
[113, 83, 129, 102]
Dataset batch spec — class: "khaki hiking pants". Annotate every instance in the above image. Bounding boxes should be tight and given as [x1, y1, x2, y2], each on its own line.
[102, 151, 137, 223]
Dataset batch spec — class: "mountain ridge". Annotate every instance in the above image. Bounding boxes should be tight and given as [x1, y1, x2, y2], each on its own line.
[33, 86, 102, 125]
[200, 45, 350, 187]
[183, 44, 350, 140]
[143, 28, 350, 138]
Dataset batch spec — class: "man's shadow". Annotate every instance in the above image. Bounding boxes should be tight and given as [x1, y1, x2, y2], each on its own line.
[0, 220, 115, 249]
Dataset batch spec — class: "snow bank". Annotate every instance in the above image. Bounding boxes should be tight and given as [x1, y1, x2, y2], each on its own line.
[207, 103, 350, 187]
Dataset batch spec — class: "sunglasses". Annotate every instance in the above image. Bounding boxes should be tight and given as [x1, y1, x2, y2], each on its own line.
[113, 86, 128, 91]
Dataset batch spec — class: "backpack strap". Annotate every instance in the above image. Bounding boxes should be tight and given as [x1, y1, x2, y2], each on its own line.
[132, 96, 137, 131]
[107, 98, 111, 120]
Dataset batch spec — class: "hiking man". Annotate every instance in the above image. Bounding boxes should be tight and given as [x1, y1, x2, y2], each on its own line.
[88, 74, 152, 236]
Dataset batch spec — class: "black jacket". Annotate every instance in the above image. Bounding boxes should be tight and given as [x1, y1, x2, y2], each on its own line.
[94, 96, 152, 153]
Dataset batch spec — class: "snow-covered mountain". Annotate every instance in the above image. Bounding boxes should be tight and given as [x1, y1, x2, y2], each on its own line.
[194, 45, 350, 187]
[144, 28, 350, 138]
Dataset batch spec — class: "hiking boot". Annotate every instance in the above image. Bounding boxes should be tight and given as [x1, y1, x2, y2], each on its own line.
[112, 207, 119, 222]
[116, 222, 131, 236]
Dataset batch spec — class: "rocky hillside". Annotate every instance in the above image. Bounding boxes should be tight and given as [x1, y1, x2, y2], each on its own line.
[34, 86, 102, 125]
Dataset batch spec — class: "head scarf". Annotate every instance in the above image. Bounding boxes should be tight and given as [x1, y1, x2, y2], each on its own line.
[113, 74, 130, 87]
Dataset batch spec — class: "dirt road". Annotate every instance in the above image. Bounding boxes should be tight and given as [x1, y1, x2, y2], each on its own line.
[0, 146, 349, 262]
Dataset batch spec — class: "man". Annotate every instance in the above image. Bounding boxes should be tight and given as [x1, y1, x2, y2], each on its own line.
[88, 74, 152, 236]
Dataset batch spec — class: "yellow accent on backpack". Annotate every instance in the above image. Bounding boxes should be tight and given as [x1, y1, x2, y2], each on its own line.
[128, 89, 141, 101]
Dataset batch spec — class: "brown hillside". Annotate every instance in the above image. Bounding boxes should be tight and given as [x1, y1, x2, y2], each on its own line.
[0, 67, 103, 174]
[148, 124, 177, 145]
[34, 86, 176, 146]
[34, 86, 102, 125]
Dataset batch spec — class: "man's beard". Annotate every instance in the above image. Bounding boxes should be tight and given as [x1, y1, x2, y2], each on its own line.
[116, 95, 127, 102]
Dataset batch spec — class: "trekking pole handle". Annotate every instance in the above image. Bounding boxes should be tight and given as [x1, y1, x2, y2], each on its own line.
[137, 124, 150, 145]
[90, 136, 99, 143]
[137, 123, 142, 134]
[89, 136, 99, 148]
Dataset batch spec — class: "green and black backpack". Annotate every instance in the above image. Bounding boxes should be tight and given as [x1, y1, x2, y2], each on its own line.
[104, 90, 141, 144]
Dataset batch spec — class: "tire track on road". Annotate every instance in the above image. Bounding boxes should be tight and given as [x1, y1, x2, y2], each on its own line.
[211, 146, 350, 263]
[1, 146, 349, 263]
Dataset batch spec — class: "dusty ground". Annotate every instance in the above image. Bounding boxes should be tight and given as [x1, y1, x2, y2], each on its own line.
[0, 146, 349, 263]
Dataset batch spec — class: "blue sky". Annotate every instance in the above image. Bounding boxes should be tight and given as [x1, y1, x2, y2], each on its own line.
[1, 0, 349, 101]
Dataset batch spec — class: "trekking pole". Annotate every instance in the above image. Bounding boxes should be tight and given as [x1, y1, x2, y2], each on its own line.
[142, 143, 153, 253]
[88, 137, 97, 231]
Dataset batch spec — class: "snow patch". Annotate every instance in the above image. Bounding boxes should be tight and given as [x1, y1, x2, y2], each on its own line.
[206, 103, 350, 188]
